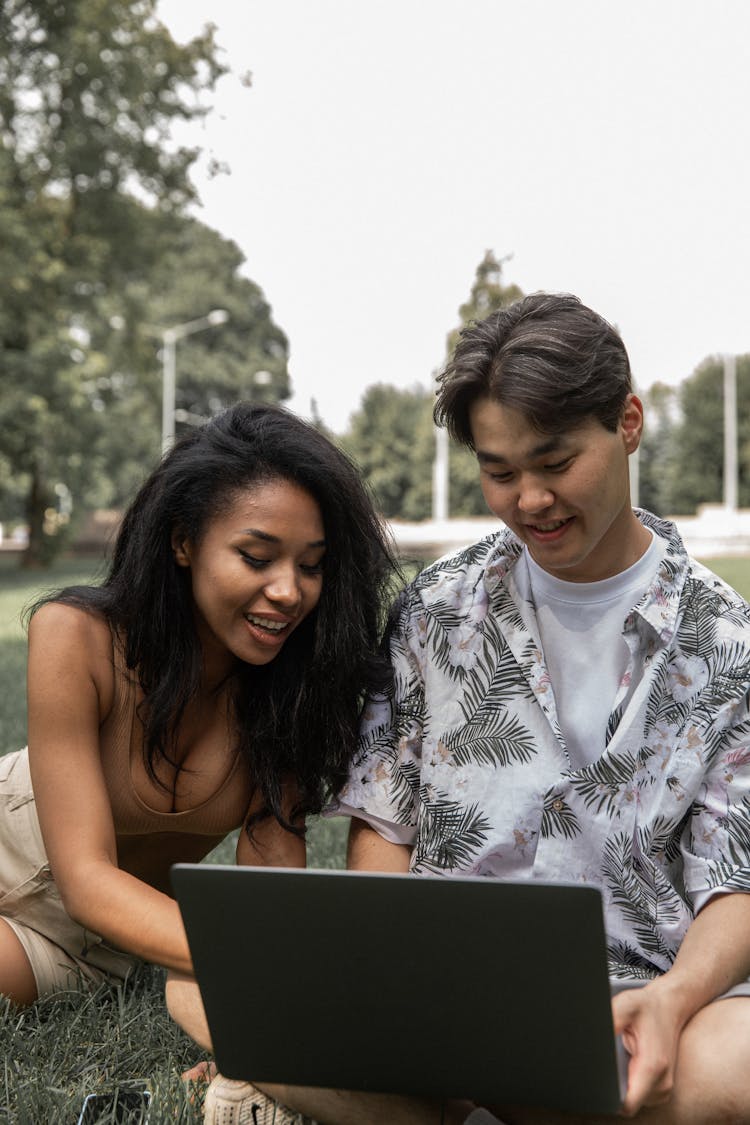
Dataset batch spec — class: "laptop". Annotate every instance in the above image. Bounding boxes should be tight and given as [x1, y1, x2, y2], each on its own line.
[171, 865, 627, 1115]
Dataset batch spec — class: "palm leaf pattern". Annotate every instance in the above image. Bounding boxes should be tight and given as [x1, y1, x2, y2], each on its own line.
[702, 860, 744, 890]
[568, 751, 636, 817]
[677, 579, 728, 660]
[607, 939, 659, 979]
[413, 793, 492, 872]
[642, 813, 686, 867]
[642, 657, 673, 739]
[442, 711, 536, 769]
[692, 643, 750, 723]
[605, 700, 625, 744]
[602, 833, 682, 964]
[723, 795, 750, 869]
[540, 790, 581, 839]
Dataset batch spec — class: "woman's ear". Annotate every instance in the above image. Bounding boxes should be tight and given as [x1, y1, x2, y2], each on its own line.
[171, 529, 191, 568]
[620, 393, 644, 455]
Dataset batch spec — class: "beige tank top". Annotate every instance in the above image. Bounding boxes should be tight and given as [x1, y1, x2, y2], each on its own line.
[98, 636, 252, 839]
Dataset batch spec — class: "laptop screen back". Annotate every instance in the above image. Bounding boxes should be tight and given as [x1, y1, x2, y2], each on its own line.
[172, 865, 624, 1115]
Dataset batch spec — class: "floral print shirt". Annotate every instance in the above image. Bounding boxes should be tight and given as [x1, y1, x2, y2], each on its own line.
[332, 511, 750, 979]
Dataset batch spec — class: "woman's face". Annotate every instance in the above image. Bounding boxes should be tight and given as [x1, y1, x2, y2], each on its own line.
[173, 478, 325, 680]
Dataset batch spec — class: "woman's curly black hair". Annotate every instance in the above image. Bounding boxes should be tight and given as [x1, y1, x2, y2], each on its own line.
[31, 403, 400, 835]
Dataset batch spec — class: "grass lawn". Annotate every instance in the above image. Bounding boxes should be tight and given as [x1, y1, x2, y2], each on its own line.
[2, 550, 750, 1121]
[698, 556, 750, 601]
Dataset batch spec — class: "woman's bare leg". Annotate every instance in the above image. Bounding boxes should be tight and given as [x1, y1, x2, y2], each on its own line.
[0, 918, 38, 1006]
[259, 1083, 475, 1124]
[166, 970, 476, 1124]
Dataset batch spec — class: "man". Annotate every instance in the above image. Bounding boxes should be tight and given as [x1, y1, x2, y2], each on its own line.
[175, 294, 750, 1124]
[330, 293, 750, 1124]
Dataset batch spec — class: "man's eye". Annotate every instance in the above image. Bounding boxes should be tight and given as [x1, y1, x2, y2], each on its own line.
[545, 458, 572, 472]
[488, 471, 513, 483]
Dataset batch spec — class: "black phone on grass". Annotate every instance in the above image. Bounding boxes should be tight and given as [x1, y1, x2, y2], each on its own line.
[76, 1087, 151, 1124]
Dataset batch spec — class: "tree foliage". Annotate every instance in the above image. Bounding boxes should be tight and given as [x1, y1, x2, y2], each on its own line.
[447, 249, 524, 357]
[0, 0, 225, 563]
[70, 207, 291, 511]
[340, 384, 434, 520]
[341, 250, 523, 520]
[636, 382, 679, 517]
[0, 2, 291, 565]
[655, 356, 750, 515]
[443, 250, 524, 517]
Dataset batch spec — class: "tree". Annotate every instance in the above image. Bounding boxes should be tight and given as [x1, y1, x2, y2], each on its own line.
[636, 382, 679, 517]
[341, 251, 524, 522]
[341, 384, 434, 520]
[441, 250, 524, 516]
[76, 208, 291, 510]
[446, 249, 524, 357]
[656, 356, 750, 515]
[0, 0, 225, 564]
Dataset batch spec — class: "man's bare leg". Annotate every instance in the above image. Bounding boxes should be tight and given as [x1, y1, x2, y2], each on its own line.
[492, 997, 750, 1125]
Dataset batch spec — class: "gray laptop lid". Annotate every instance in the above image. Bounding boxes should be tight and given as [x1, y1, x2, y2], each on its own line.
[172, 865, 626, 1115]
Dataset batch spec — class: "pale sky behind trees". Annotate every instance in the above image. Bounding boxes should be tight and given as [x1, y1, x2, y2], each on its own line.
[157, 0, 750, 434]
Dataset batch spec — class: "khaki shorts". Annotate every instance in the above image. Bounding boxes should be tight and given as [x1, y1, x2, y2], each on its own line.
[0, 749, 137, 997]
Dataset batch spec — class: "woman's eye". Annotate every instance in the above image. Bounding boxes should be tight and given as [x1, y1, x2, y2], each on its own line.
[239, 551, 268, 569]
[300, 560, 325, 576]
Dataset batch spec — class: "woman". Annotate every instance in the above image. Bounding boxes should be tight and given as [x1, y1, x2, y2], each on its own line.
[0, 402, 397, 1019]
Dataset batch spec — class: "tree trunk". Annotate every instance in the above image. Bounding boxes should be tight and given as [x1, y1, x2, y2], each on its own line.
[22, 462, 52, 569]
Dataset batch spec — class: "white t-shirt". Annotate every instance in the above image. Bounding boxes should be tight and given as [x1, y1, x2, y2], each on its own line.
[524, 532, 666, 769]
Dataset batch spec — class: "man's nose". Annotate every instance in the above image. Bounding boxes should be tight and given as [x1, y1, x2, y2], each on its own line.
[517, 477, 555, 514]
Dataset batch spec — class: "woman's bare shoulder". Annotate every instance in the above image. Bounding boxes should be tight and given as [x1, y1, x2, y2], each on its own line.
[28, 601, 117, 712]
[29, 598, 110, 643]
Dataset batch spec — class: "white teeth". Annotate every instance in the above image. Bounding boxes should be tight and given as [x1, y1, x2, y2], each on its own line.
[533, 520, 567, 531]
[246, 614, 286, 632]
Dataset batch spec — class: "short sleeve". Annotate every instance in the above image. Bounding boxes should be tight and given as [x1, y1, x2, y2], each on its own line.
[326, 588, 426, 842]
[682, 691, 750, 900]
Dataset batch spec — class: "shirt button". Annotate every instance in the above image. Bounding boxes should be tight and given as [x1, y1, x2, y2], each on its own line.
[552, 799, 563, 811]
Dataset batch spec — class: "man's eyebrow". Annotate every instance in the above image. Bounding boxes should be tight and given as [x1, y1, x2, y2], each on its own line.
[476, 436, 564, 463]
[240, 528, 327, 548]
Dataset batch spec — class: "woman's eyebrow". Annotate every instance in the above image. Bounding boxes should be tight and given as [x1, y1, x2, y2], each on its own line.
[240, 527, 326, 548]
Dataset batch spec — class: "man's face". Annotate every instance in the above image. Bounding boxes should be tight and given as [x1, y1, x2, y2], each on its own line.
[468, 394, 648, 582]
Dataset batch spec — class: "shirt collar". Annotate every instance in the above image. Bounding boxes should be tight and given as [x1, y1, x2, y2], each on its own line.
[482, 510, 689, 648]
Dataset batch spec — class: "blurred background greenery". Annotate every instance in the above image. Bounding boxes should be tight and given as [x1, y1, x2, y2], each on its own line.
[2, 2, 749, 572]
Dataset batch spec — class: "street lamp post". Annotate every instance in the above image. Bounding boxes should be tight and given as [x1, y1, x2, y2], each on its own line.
[723, 354, 738, 512]
[161, 309, 229, 453]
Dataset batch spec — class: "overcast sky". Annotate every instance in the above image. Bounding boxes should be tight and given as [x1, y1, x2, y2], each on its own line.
[157, 0, 750, 434]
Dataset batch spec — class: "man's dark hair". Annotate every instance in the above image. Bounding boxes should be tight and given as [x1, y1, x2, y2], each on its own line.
[434, 292, 632, 446]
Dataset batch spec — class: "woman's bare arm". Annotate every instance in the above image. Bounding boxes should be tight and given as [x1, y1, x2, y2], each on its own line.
[27, 602, 193, 974]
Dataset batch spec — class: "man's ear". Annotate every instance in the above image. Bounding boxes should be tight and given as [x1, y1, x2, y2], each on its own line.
[620, 393, 644, 454]
[171, 529, 191, 568]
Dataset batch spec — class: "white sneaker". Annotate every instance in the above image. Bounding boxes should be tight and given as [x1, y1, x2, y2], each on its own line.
[202, 1073, 314, 1125]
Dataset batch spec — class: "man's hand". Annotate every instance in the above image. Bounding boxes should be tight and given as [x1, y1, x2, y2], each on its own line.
[613, 981, 687, 1116]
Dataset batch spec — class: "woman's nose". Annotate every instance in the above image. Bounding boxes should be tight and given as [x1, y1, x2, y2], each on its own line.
[264, 565, 302, 608]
